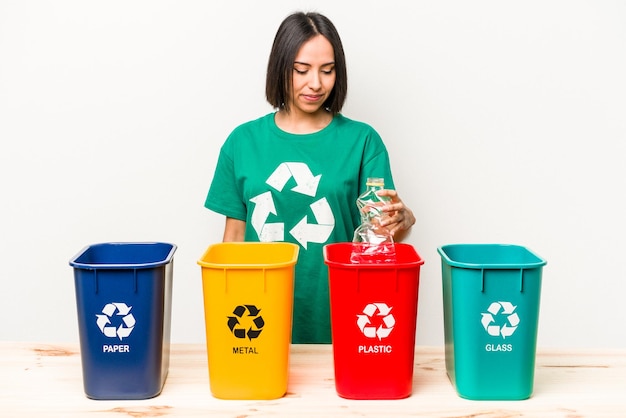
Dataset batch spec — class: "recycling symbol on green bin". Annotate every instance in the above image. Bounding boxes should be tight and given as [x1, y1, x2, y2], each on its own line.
[227, 305, 264, 340]
[481, 301, 519, 339]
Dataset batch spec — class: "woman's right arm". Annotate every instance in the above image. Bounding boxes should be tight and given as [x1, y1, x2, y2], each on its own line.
[222, 217, 246, 242]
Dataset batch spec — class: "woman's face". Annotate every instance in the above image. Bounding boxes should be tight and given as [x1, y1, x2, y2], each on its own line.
[288, 34, 336, 116]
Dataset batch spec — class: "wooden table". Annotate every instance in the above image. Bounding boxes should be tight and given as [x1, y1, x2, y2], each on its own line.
[1, 343, 624, 417]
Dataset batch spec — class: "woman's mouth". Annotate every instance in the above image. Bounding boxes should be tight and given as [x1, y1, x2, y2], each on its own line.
[302, 94, 323, 102]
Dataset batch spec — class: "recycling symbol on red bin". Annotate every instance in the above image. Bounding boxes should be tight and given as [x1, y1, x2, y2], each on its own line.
[95, 302, 135, 341]
[357, 303, 395, 340]
[481, 301, 520, 339]
[228, 305, 264, 340]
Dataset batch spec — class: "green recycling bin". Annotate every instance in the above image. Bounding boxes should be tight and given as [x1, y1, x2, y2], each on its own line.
[438, 243, 547, 400]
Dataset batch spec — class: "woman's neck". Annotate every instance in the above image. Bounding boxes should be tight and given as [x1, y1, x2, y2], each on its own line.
[274, 108, 333, 134]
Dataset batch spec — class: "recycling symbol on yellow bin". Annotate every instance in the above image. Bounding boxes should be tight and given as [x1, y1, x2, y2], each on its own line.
[228, 305, 264, 340]
[481, 301, 520, 339]
[249, 162, 335, 249]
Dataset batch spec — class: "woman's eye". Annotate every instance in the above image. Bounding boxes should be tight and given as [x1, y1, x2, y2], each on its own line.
[294, 68, 307, 75]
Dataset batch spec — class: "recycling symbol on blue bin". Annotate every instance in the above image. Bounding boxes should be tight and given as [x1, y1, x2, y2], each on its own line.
[96, 302, 135, 341]
[227, 305, 264, 340]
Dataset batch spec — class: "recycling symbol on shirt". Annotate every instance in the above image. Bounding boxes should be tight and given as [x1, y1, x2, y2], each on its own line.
[357, 303, 395, 341]
[227, 305, 264, 340]
[250, 162, 335, 249]
[481, 301, 520, 339]
[95, 302, 135, 341]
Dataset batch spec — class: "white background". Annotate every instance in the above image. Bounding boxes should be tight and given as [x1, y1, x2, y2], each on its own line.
[1, 1, 625, 349]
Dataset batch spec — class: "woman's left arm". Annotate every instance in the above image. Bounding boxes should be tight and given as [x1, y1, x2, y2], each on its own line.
[377, 189, 415, 242]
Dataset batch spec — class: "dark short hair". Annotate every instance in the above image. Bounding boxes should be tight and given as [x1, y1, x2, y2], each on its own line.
[266, 12, 347, 114]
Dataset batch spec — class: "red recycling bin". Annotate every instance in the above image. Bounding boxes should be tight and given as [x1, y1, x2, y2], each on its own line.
[323, 243, 423, 399]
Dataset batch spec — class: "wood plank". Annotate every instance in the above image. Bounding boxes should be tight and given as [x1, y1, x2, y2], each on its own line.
[1, 343, 624, 417]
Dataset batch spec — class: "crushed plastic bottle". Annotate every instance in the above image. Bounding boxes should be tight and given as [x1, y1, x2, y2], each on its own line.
[350, 177, 397, 264]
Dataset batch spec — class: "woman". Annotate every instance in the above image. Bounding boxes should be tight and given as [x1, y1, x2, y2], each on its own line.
[205, 11, 415, 343]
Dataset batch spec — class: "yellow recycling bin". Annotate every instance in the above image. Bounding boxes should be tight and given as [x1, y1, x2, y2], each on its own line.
[198, 242, 299, 399]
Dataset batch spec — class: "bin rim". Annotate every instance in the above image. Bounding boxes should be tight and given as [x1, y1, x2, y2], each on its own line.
[437, 243, 547, 270]
[69, 241, 177, 270]
[197, 241, 299, 269]
[323, 242, 424, 268]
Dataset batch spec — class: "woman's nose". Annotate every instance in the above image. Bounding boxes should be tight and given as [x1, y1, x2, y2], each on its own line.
[308, 72, 322, 90]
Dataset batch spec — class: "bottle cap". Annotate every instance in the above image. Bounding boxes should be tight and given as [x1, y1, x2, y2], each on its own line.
[366, 177, 385, 188]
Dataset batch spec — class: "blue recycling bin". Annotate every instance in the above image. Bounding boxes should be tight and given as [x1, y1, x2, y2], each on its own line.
[69, 242, 176, 400]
